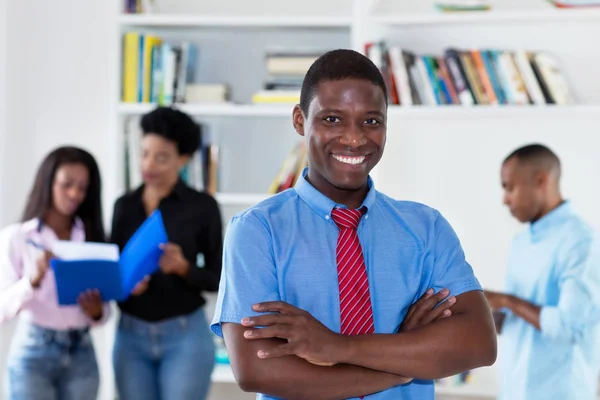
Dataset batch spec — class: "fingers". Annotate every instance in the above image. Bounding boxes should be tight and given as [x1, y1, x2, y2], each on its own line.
[77, 293, 89, 308]
[159, 242, 181, 255]
[131, 275, 151, 295]
[88, 289, 102, 302]
[405, 288, 434, 321]
[37, 252, 52, 269]
[243, 325, 293, 340]
[256, 343, 296, 359]
[422, 296, 456, 325]
[417, 288, 451, 314]
[251, 301, 301, 315]
[401, 288, 455, 332]
[78, 289, 101, 304]
[241, 314, 294, 328]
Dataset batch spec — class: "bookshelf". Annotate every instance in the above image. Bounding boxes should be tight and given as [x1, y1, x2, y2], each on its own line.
[369, 0, 600, 25]
[110, 1, 600, 399]
[119, 102, 600, 118]
[118, 14, 352, 28]
[118, 102, 293, 117]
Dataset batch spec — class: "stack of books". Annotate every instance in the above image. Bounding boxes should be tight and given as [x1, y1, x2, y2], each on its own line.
[252, 50, 324, 104]
[365, 42, 574, 106]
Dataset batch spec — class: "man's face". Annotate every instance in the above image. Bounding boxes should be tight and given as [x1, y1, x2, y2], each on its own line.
[501, 157, 543, 223]
[293, 78, 387, 197]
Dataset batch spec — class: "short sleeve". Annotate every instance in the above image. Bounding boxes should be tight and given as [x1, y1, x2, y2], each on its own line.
[210, 213, 280, 337]
[430, 210, 482, 297]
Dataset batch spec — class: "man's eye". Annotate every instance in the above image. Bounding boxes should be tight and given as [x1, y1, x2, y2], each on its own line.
[365, 118, 380, 125]
[324, 116, 340, 123]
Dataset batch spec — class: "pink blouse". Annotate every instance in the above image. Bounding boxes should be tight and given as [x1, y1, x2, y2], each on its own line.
[0, 218, 110, 330]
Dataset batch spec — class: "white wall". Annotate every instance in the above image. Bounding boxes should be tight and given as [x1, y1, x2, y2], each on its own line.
[0, 0, 10, 394]
[0, 0, 8, 223]
[0, 1, 120, 399]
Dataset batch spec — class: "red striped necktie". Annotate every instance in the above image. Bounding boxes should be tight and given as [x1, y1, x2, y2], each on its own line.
[331, 207, 375, 337]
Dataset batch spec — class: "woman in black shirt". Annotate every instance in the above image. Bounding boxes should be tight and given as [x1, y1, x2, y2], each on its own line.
[111, 107, 222, 400]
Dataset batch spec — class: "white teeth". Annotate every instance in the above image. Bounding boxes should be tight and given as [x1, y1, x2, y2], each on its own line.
[332, 154, 366, 165]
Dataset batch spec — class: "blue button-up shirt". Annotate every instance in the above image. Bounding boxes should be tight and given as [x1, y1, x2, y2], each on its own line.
[500, 201, 600, 400]
[211, 169, 482, 400]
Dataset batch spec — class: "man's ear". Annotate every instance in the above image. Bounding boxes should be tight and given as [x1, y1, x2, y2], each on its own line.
[534, 169, 548, 188]
[292, 104, 305, 137]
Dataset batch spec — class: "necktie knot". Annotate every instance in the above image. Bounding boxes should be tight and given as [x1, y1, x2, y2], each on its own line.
[331, 207, 365, 230]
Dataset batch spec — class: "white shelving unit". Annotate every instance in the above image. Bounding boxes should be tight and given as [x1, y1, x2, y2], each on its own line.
[118, 13, 352, 28]
[369, 0, 600, 25]
[118, 102, 293, 117]
[214, 192, 270, 206]
[110, 1, 600, 399]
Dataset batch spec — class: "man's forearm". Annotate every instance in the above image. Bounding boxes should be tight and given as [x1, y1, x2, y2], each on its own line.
[505, 295, 541, 330]
[241, 358, 410, 400]
[334, 291, 497, 380]
[224, 323, 409, 400]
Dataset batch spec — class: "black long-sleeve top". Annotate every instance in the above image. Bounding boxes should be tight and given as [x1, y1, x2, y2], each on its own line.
[110, 180, 223, 322]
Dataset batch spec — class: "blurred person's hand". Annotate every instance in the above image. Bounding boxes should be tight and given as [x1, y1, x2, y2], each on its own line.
[158, 243, 190, 277]
[131, 275, 151, 296]
[30, 250, 53, 288]
[78, 289, 103, 320]
[484, 290, 511, 310]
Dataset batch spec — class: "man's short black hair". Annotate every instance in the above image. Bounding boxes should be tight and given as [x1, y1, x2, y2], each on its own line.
[141, 107, 201, 156]
[299, 49, 388, 115]
[504, 143, 561, 178]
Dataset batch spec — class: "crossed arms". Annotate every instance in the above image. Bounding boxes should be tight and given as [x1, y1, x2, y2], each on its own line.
[223, 289, 497, 400]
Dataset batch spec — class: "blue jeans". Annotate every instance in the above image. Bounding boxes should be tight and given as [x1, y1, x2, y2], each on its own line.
[5, 322, 99, 400]
[113, 307, 216, 400]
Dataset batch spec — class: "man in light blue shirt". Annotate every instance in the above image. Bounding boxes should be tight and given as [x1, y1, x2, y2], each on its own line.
[211, 49, 497, 400]
[485, 144, 600, 400]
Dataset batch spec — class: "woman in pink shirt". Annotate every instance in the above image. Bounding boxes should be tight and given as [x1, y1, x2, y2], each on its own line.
[0, 146, 110, 400]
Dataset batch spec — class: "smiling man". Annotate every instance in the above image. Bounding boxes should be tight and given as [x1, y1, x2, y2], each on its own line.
[211, 49, 497, 400]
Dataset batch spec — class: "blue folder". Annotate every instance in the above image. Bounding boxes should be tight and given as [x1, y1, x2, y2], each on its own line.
[50, 210, 168, 305]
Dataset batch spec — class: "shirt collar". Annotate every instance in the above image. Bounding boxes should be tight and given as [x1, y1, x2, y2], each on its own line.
[133, 179, 188, 205]
[294, 167, 377, 221]
[530, 200, 574, 237]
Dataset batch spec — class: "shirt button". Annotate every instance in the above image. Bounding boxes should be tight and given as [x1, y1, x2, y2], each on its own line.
[325, 215, 330, 220]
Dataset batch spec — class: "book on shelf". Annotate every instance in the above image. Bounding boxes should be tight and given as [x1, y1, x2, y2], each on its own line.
[365, 42, 575, 107]
[124, 117, 220, 195]
[550, 0, 600, 7]
[252, 49, 324, 104]
[268, 141, 307, 194]
[122, 32, 228, 105]
[434, 1, 491, 12]
[123, 0, 154, 14]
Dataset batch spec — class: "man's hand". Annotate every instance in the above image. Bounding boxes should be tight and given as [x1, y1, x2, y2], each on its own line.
[159, 243, 190, 277]
[131, 275, 151, 296]
[399, 288, 455, 333]
[241, 301, 344, 367]
[78, 289, 103, 321]
[485, 290, 541, 330]
[484, 290, 512, 311]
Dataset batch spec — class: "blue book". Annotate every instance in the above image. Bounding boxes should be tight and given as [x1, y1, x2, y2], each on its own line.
[50, 210, 168, 305]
